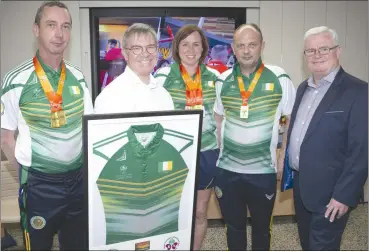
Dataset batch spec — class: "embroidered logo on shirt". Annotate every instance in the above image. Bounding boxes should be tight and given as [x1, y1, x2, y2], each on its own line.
[116, 150, 127, 161]
[265, 193, 275, 200]
[263, 83, 274, 91]
[30, 216, 46, 230]
[69, 86, 81, 96]
[208, 81, 215, 88]
[159, 161, 173, 172]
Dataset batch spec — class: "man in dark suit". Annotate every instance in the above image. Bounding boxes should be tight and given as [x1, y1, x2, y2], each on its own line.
[283, 26, 368, 250]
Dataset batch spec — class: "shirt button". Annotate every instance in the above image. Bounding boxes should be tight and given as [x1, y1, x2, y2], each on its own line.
[296, 156, 299, 160]
[308, 105, 311, 109]
[302, 121, 305, 125]
[315, 91, 318, 94]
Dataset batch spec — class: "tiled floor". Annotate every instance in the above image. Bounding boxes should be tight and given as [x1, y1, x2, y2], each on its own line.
[3, 204, 367, 250]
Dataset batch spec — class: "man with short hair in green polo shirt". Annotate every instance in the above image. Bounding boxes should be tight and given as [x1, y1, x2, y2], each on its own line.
[1, 1, 93, 250]
[213, 23, 296, 250]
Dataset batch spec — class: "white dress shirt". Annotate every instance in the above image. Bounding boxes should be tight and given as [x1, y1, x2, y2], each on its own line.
[94, 66, 174, 114]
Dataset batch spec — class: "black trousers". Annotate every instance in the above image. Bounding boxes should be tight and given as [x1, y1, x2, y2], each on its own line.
[214, 169, 276, 250]
[293, 171, 350, 251]
[19, 168, 87, 251]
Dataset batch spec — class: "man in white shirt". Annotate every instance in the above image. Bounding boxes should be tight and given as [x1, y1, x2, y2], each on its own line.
[94, 23, 174, 113]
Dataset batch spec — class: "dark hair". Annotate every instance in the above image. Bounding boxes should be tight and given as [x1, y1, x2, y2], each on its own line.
[172, 25, 209, 64]
[108, 39, 118, 45]
[234, 23, 263, 42]
[34, 1, 72, 26]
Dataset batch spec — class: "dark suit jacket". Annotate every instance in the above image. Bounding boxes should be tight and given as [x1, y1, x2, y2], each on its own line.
[286, 67, 368, 212]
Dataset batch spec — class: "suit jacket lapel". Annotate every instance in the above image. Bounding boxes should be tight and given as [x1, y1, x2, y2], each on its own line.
[302, 68, 345, 144]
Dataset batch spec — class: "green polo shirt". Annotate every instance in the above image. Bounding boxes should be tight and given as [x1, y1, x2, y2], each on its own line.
[214, 59, 294, 174]
[155, 63, 219, 151]
[93, 123, 193, 244]
[1, 51, 90, 175]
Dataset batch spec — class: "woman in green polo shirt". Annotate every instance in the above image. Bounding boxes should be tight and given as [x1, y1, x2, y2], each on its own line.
[155, 24, 220, 250]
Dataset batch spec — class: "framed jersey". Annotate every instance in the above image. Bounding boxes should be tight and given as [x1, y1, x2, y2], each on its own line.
[83, 110, 203, 250]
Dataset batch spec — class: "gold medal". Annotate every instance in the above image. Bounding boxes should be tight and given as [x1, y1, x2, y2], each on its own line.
[50, 110, 67, 128]
[237, 63, 265, 121]
[240, 105, 249, 119]
[33, 56, 68, 129]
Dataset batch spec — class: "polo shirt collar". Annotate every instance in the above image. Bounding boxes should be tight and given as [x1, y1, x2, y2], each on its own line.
[127, 123, 164, 158]
[123, 66, 157, 89]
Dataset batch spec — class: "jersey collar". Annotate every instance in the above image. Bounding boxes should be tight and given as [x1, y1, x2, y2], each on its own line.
[172, 62, 211, 79]
[127, 123, 164, 158]
[35, 50, 63, 76]
[234, 57, 263, 80]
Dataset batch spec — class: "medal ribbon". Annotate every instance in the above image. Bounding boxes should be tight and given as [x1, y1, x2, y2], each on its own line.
[237, 63, 265, 106]
[180, 64, 202, 107]
[33, 56, 66, 112]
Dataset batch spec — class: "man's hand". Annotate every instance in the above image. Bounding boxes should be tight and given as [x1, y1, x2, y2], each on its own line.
[325, 198, 349, 222]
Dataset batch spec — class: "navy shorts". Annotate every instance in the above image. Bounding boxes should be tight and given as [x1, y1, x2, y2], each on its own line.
[198, 149, 220, 190]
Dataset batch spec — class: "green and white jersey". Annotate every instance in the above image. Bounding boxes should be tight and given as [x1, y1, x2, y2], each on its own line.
[155, 63, 219, 152]
[93, 123, 193, 245]
[214, 60, 296, 174]
[0, 53, 94, 174]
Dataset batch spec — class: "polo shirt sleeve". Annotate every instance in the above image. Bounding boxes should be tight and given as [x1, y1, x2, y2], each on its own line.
[1, 78, 21, 130]
[79, 80, 94, 115]
[278, 75, 296, 116]
[154, 67, 171, 87]
[213, 78, 225, 116]
[161, 88, 175, 110]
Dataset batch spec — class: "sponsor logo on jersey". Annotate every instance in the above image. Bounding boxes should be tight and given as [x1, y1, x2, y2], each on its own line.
[30, 216, 46, 230]
[164, 237, 180, 251]
[135, 240, 150, 251]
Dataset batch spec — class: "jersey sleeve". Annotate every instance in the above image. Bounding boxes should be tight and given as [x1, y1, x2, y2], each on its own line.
[79, 80, 94, 115]
[1, 80, 21, 130]
[213, 79, 225, 116]
[278, 75, 296, 116]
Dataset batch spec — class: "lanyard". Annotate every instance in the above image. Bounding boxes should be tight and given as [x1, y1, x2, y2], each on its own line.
[33, 56, 66, 112]
[180, 64, 203, 107]
[237, 63, 264, 106]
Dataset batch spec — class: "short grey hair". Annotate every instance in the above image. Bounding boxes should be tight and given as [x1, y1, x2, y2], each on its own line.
[304, 26, 339, 45]
[122, 23, 157, 48]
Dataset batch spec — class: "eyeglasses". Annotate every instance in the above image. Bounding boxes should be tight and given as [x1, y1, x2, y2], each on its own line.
[124, 45, 158, 55]
[304, 45, 339, 57]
